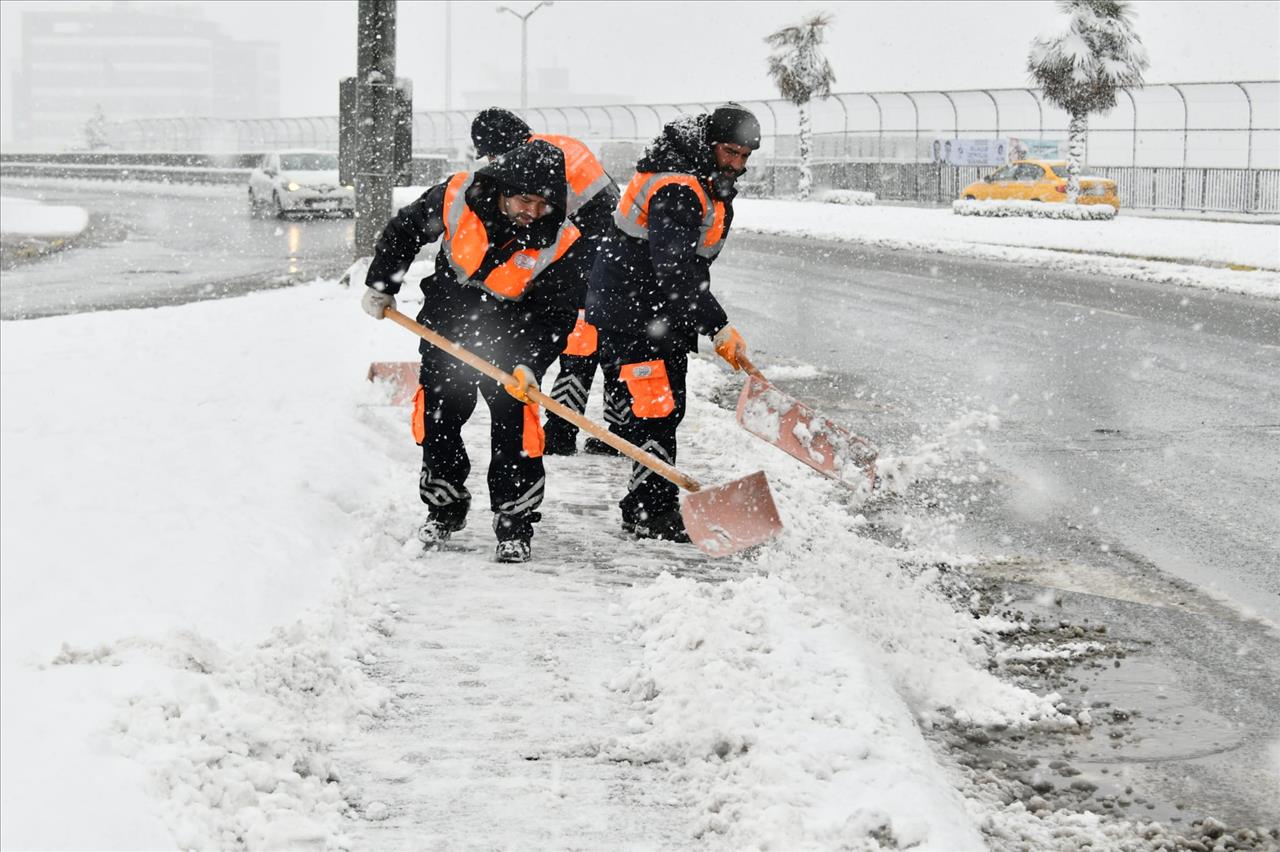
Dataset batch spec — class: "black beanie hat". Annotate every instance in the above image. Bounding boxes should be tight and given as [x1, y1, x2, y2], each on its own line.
[471, 107, 533, 158]
[707, 103, 761, 151]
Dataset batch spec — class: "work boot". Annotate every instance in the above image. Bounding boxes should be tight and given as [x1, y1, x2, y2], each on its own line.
[623, 509, 691, 543]
[543, 427, 577, 456]
[583, 436, 621, 457]
[417, 503, 468, 548]
[494, 539, 532, 563]
[492, 511, 539, 563]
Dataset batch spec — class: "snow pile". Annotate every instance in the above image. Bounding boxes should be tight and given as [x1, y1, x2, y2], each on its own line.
[952, 198, 1117, 220]
[0, 195, 89, 237]
[821, 189, 877, 206]
[96, 621, 389, 849]
[604, 572, 985, 850]
[1, 282, 394, 848]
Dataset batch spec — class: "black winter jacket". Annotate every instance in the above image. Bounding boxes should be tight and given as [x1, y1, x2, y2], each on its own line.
[366, 140, 590, 366]
[585, 114, 733, 353]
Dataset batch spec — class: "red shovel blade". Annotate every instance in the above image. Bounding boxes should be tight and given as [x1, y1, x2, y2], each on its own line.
[736, 375, 878, 490]
[366, 360, 419, 406]
[681, 471, 783, 558]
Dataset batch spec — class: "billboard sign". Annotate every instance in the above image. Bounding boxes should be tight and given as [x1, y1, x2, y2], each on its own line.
[1008, 137, 1065, 162]
[932, 138, 1008, 166]
[933, 137, 1065, 165]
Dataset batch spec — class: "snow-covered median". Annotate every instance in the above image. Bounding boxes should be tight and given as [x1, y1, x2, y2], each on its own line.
[821, 189, 877, 206]
[0, 195, 89, 237]
[952, 198, 1117, 220]
[734, 198, 1280, 299]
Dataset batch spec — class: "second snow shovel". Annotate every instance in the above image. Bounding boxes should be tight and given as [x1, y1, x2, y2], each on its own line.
[735, 354, 879, 490]
[380, 308, 783, 558]
[366, 361, 418, 405]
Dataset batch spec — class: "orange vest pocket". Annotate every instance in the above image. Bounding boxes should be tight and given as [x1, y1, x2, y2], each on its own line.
[522, 403, 545, 458]
[411, 385, 427, 445]
[619, 360, 675, 418]
[563, 312, 598, 356]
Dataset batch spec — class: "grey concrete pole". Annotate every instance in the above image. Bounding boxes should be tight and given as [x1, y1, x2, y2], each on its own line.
[355, 0, 397, 258]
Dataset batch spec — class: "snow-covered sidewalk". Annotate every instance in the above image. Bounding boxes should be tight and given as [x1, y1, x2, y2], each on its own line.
[5, 279, 1174, 849]
[734, 198, 1280, 299]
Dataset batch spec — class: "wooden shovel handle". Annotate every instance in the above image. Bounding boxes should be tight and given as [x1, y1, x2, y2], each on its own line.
[735, 351, 767, 381]
[383, 308, 702, 492]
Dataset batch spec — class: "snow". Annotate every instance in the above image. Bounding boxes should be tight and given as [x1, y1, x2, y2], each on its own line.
[953, 198, 1117, 220]
[820, 189, 877, 206]
[0, 194, 89, 237]
[1, 279, 1128, 849]
[734, 199, 1280, 299]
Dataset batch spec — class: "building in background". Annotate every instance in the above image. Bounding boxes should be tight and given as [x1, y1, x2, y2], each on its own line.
[10, 2, 279, 149]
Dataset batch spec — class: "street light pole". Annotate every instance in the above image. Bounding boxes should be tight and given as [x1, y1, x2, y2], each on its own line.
[496, 1, 553, 109]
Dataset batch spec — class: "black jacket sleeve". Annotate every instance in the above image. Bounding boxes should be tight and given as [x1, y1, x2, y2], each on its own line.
[569, 183, 621, 244]
[647, 183, 729, 338]
[364, 183, 447, 295]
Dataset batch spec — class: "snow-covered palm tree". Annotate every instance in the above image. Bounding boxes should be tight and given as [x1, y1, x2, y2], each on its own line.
[1028, 0, 1149, 202]
[765, 13, 836, 200]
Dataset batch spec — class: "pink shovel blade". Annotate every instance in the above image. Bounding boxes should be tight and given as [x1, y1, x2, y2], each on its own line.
[366, 361, 419, 406]
[681, 471, 783, 558]
[736, 375, 878, 490]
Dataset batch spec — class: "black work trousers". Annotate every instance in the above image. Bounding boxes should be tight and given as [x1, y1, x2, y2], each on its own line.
[417, 348, 550, 542]
[543, 352, 629, 444]
[597, 333, 688, 524]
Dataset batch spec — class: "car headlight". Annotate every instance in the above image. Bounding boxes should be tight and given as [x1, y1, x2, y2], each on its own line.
[286, 181, 301, 192]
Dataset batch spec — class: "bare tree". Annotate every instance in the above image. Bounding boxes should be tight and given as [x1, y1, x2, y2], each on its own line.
[765, 13, 836, 200]
[1028, 0, 1148, 202]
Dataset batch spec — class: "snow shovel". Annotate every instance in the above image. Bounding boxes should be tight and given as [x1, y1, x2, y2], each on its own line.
[366, 360, 418, 405]
[378, 307, 783, 558]
[735, 354, 879, 490]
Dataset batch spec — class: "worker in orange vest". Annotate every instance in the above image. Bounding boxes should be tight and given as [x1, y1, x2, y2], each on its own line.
[471, 108, 625, 457]
[360, 140, 590, 564]
[585, 104, 759, 542]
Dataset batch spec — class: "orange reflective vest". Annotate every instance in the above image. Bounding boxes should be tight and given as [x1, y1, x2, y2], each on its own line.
[530, 133, 612, 216]
[442, 171, 581, 301]
[613, 172, 727, 260]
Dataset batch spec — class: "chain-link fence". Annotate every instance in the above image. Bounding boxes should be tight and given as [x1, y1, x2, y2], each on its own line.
[75, 81, 1280, 214]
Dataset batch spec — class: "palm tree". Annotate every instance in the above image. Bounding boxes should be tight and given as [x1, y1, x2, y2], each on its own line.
[765, 13, 836, 200]
[1028, 0, 1149, 202]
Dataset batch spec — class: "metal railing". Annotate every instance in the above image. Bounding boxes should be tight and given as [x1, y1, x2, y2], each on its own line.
[19, 80, 1280, 213]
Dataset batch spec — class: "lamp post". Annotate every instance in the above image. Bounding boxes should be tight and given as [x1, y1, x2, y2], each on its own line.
[495, 1, 553, 109]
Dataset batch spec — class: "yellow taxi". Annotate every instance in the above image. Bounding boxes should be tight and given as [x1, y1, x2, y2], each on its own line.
[960, 159, 1120, 210]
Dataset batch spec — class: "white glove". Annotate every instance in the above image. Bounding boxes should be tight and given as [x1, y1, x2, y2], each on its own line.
[712, 324, 747, 371]
[504, 364, 536, 403]
[362, 287, 396, 319]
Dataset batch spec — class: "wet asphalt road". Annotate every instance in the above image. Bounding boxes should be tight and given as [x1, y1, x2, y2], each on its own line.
[715, 233, 1280, 627]
[4, 179, 1278, 830]
[0, 179, 356, 320]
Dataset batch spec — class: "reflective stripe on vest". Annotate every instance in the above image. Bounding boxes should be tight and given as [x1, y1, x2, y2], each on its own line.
[613, 172, 727, 260]
[530, 134, 612, 216]
[442, 171, 581, 301]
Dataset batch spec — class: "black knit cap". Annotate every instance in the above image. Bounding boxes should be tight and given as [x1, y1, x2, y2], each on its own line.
[475, 138, 568, 213]
[471, 107, 533, 158]
[707, 102, 761, 151]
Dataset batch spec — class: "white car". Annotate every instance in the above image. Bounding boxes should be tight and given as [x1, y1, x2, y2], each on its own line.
[248, 150, 354, 218]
